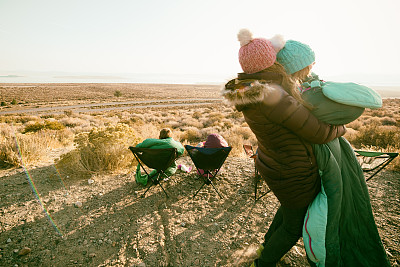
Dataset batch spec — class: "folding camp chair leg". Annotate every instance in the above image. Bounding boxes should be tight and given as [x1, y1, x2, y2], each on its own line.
[255, 180, 258, 201]
[209, 181, 223, 199]
[256, 189, 272, 202]
[366, 157, 396, 182]
[254, 167, 258, 201]
[141, 182, 169, 198]
[141, 174, 169, 198]
[193, 181, 223, 199]
[193, 182, 207, 199]
[141, 182, 154, 198]
[254, 169, 271, 202]
[157, 182, 169, 198]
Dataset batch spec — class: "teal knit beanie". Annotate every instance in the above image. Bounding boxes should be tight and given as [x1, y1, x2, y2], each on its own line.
[276, 40, 315, 75]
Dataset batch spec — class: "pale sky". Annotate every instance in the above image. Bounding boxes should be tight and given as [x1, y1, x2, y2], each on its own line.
[1, 0, 400, 84]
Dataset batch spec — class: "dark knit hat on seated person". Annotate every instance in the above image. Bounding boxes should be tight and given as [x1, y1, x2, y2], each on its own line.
[237, 29, 285, 74]
[276, 40, 315, 74]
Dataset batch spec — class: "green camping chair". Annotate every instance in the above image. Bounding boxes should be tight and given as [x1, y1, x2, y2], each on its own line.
[129, 146, 178, 198]
[243, 145, 271, 202]
[354, 150, 399, 181]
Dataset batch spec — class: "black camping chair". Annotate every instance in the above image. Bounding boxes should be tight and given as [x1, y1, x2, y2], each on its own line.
[185, 145, 232, 199]
[243, 145, 271, 201]
[354, 150, 399, 181]
[129, 146, 178, 198]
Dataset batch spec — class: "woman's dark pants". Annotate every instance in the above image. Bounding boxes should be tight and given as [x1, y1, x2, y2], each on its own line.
[256, 205, 308, 266]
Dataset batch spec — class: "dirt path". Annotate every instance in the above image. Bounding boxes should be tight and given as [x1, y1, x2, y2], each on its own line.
[0, 155, 399, 266]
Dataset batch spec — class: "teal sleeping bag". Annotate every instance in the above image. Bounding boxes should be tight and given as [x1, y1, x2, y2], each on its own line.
[301, 74, 381, 124]
[302, 86, 364, 125]
[301, 75, 389, 266]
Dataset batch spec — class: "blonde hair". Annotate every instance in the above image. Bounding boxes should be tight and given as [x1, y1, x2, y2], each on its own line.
[261, 62, 310, 108]
[159, 128, 172, 139]
[291, 65, 313, 83]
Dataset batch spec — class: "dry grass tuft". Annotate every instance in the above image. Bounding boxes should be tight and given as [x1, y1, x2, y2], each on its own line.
[0, 124, 72, 167]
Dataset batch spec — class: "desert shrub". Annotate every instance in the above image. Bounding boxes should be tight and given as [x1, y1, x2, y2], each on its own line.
[45, 120, 65, 130]
[1, 101, 6, 106]
[181, 118, 203, 128]
[362, 117, 381, 126]
[145, 113, 160, 123]
[166, 121, 181, 129]
[198, 127, 222, 139]
[64, 110, 74, 116]
[129, 115, 145, 124]
[114, 90, 122, 97]
[229, 126, 253, 140]
[203, 112, 225, 128]
[0, 127, 66, 167]
[0, 125, 20, 166]
[11, 99, 17, 105]
[41, 114, 64, 120]
[221, 119, 233, 129]
[380, 117, 397, 126]
[343, 128, 359, 142]
[224, 134, 244, 157]
[180, 127, 202, 143]
[348, 125, 400, 150]
[60, 117, 89, 128]
[359, 115, 371, 122]
[135, 123, 159, 140]
[17, 115, 40, 124]
[56, 124, 139, 177]
[370, 110, 385, 117]
[192, 111, 201, 119]
[55, 128, 75, 146]
[75, 114, 107, 128]
[23, 120, 65, 133]
[23, 122, 45, 133]
[227, 110, 242, 119]
[346, 120, 362, 130]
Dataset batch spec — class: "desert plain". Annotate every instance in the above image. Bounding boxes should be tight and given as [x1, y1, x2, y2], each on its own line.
[0, 83, 399, 266]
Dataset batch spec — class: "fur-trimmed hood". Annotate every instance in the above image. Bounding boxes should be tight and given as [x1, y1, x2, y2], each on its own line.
[221, 79, 283, 108]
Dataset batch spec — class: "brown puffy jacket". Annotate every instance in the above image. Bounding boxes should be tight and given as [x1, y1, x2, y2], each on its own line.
[222, 79, 346, 208]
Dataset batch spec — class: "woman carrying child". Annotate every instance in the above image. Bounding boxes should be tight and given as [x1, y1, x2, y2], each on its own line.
[275, 39, 389, 266]
[222, 29, 346, 266]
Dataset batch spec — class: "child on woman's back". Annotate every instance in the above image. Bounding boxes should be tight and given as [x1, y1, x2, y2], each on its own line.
[276, 39, 381, 124]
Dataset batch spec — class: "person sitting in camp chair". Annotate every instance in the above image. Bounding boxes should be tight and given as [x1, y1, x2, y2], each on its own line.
[135, 128, 184, 186]
[196, 133, 229, 177]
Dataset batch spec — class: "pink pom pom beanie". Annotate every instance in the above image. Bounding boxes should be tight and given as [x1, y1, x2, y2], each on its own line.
[237, 29, 277, 74]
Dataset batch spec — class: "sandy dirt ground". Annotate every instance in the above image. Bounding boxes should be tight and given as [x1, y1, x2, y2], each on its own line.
[0, 153, 399, 267]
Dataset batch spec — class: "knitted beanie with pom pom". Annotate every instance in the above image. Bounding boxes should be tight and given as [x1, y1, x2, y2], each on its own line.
[237, 29, 285, 74]
[276, 40, 315, 75]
